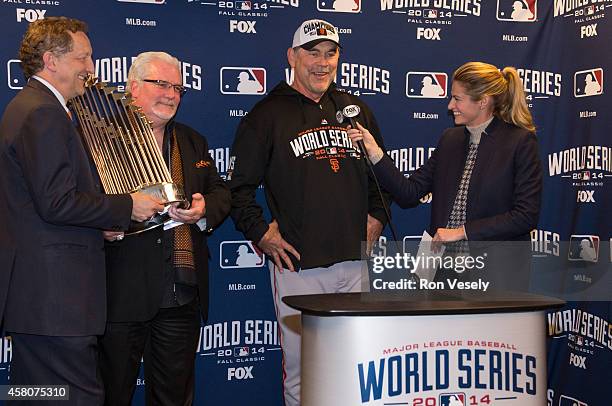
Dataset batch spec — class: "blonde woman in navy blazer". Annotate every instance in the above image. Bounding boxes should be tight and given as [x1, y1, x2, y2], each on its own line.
[349, 62, 542, 247]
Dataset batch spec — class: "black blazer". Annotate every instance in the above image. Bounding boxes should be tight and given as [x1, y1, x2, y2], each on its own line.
[0, 191, 15, 331]
[104, 122, 230, 323]
[0, 79, 132, 336]
[375, 117, 542, 241]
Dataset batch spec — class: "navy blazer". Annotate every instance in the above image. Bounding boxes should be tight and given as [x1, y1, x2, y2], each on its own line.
[0, 79, 132, 336]
[374, 117, 542, 241]
[104, 121, 231, 323]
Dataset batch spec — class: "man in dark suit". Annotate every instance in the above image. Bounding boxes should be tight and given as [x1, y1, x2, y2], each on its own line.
[98, 52, 230, 406]
[0, 17, 163, 404]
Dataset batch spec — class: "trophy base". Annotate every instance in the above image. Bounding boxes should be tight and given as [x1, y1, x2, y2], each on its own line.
[126, 182, 189, 235]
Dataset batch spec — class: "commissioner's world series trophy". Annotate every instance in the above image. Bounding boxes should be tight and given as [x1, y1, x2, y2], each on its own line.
[70, 75, 187, 233]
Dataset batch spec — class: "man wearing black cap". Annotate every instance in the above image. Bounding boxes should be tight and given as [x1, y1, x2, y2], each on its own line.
[228, 19, 389, 405]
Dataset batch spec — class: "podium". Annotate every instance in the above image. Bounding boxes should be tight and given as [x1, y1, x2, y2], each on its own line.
[284, 291, 564, 406]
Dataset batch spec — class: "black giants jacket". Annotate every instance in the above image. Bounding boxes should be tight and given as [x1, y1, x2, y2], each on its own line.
[228, 82, 390, 270]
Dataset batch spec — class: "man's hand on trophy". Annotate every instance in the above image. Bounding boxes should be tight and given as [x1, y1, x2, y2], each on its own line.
[169, 193, 206, 224]
[130, 192, 165, 222]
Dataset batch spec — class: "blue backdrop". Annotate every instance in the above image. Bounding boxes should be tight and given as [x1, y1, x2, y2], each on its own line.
[0, 1, 610, 405]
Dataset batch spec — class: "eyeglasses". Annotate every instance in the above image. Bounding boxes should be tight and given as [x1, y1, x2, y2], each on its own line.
[142, 79, 187, 96]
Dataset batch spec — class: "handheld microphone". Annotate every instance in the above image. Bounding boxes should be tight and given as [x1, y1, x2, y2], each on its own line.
[341, 104, 369, 162]
[341, 102, 402, 250]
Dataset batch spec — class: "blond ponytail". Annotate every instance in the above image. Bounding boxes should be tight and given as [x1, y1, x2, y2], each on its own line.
[499, 67, 535, 132]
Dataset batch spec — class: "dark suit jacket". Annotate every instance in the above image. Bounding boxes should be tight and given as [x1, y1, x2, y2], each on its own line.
[0, 79, 132, 336]
[0, 191, 15, 332]
[104, 121, 230, 323]
[374, 117, 543, 241]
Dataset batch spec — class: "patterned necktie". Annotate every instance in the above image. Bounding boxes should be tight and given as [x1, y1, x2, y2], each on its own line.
[170, 129, 196, 281]
[446, 142, 479, 254]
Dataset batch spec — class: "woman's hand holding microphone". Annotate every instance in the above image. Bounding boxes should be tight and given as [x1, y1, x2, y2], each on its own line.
[347, 122, 384, 164]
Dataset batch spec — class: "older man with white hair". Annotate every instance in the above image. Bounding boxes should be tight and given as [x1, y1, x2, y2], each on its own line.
[98, 51, 230, 406]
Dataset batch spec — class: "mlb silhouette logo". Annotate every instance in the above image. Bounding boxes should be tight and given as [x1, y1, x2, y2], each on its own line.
[424, 9, 438, 18]
[406, 72, 447, 98]
[7, 59, 26, 90]
[402, 235, 422, 255]
[220, 67, 266, 95]
[234, 347, 250, 357]
[568, 235, 599, 263]
[235, 1, 251, 10]
[496, 0, 537, 22]
[559, 395, 588, 406]
[581, 171, 590, 180]
[586, 5, 595, 15]
[440, 393, 466, 406]
[317, 0, 361, 13]
[574, 68, 603, 98]
[220, 240, 265, 269]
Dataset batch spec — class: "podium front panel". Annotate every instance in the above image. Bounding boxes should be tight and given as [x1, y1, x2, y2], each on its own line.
[301, 311, 546, 406]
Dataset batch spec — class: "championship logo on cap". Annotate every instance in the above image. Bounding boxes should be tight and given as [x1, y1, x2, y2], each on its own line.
[292, 19, 341, 49]
[496, 0, 537, 22]
[220, 67, 266, 95]
[317, 0, 361, 13]
[406, 72, 447, 98]
[574, 68, 603, 98]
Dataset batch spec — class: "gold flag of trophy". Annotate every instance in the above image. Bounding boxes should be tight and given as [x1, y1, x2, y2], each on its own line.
[70, 75, 188, 234]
